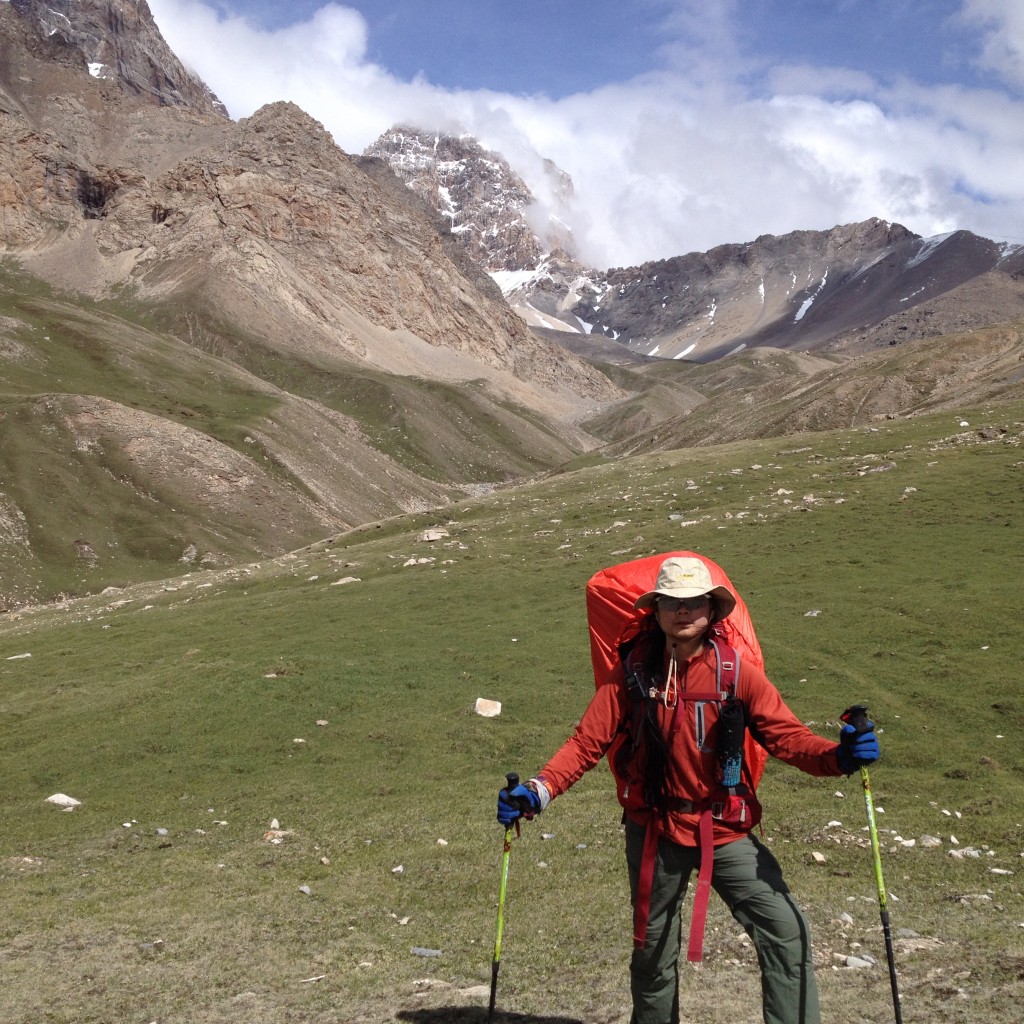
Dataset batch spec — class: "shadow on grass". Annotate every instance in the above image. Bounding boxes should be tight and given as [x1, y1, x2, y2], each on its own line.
[396, 1010, 583, 1024]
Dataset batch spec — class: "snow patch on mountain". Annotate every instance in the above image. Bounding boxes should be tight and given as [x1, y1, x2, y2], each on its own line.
[907, 232, 955, 270]
[794, 268, 829, 322]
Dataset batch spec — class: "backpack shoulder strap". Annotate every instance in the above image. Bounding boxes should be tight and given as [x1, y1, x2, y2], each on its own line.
[620, 634, 651, 701]
[708, 630, 741, 696]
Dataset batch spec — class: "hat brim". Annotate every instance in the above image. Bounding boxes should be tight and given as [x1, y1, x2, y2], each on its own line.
[635, 583, 737, 621]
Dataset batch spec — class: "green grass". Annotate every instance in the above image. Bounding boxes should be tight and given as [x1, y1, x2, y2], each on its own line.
[2, 402, 1023, 1022]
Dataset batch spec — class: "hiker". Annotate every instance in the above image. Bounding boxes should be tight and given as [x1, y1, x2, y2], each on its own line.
[496, 555, 880, 1024]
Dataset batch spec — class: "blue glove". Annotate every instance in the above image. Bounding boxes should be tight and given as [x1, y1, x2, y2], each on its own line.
[497, 782, 541, 826]
[837, 722, 880, 774]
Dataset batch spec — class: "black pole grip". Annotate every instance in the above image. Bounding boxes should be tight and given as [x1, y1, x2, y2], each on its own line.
[842, 704, 871, 733]
[501, 772, 536, 814]
[499, 772, 521, 811]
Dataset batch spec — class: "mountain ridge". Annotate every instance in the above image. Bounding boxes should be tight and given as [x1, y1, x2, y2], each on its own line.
[364, 125, 1024, 365]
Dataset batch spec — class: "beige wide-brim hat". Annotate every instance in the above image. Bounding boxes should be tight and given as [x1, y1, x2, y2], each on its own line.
[634, 555, 737, 620]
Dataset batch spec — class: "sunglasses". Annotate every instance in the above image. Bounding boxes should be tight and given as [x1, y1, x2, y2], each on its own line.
[656, 595, 712, 613]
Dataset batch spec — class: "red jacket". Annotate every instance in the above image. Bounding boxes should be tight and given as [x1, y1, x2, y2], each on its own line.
[536, 640, 843, 847]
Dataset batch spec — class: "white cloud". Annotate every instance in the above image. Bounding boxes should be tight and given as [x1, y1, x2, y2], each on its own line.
[959, 0, 1024, 87]
[147, 1, 1024, 268]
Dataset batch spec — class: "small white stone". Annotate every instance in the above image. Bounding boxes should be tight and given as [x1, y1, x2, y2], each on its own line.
[419, 529, 449, 542]
[45, 793, 81, 808]
[845, 955, 875, 969]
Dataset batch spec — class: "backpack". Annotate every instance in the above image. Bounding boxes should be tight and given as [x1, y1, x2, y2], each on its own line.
[585, 550, 769, 789]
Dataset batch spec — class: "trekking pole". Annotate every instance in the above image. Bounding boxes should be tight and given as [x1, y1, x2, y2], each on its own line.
[842, 705, 903, 1024]
[489, 772, 521, 1024]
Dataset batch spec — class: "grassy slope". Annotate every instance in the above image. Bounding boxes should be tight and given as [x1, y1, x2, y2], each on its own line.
[582, 327, 1024, 455]
[141, 296, 583, 485]
[0, 267, 589, 606]
[2, 400, 1022, 1023]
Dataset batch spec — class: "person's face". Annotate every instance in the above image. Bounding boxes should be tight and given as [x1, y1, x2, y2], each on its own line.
[655, 594, 713, 645]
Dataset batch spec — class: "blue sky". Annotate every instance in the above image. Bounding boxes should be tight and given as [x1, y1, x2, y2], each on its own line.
[239, 0, 671, 96]
[147, 1, 1024, 268]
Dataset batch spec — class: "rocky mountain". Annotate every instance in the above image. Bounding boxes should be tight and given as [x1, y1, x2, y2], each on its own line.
[9, 0, 228, 117]
[567, 220, 1024, 361]
[0, 0, 615, 408]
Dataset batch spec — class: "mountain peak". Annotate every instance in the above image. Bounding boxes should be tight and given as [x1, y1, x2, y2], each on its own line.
[364, 124, 577, 272]
[10, 0, 228, 118]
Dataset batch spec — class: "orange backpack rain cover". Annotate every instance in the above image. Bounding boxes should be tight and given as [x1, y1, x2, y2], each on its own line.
[585, 550, 769, 785]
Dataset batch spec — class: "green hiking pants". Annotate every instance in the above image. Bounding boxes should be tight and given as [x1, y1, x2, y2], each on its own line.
[625, 821, 821, 1024]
